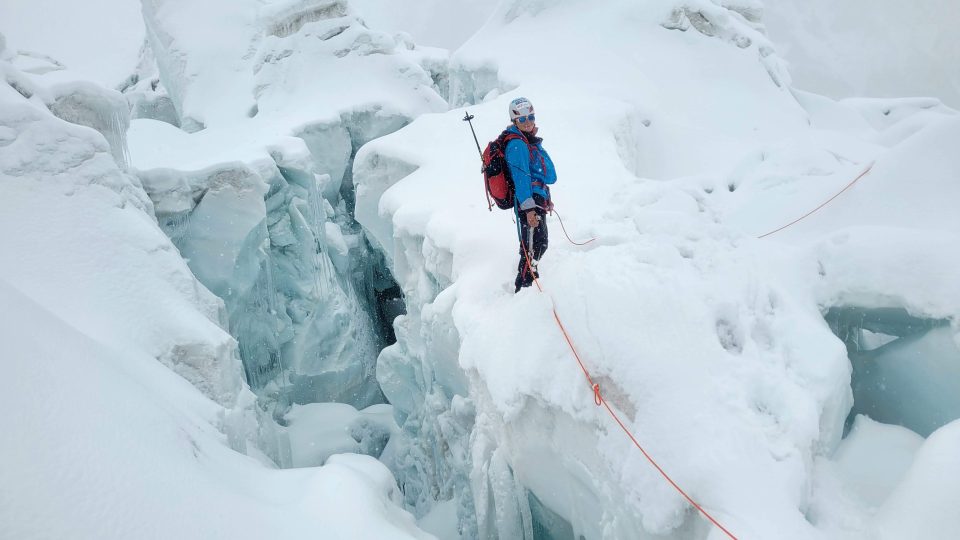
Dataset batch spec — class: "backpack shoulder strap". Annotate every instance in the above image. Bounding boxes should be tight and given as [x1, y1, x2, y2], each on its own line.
[499, 130, 527, 152]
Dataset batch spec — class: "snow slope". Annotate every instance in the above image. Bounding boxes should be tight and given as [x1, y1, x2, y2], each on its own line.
[0, 280, 431, 540]
[352, 0, 960, 538]
[0, 64, 240, 406]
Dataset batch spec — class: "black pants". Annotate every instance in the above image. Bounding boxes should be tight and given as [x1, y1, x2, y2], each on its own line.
[515, 196, 549, 291]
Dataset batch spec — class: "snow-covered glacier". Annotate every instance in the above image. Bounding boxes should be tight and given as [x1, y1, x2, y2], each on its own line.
[2, 0, 959, 538]
[352, 1, 960, 538]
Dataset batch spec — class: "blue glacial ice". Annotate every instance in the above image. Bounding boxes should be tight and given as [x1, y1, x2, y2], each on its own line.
[827, 307, 960, 437]
[139, 152, 387, 409]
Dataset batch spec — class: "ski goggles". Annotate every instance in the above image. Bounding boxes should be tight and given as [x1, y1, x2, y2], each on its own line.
[516, 114, 536, 123]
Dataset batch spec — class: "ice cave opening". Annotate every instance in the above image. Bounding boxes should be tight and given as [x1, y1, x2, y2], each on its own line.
[825, 307, 960, 438]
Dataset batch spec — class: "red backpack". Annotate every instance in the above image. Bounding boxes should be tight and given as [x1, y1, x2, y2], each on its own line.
[481, 129, 525, 210]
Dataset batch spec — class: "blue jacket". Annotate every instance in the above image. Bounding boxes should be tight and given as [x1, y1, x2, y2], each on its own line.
[504, 125, 557, 211]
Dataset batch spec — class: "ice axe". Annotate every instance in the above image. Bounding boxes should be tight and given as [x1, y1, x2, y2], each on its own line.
[527, 224, 536, 275]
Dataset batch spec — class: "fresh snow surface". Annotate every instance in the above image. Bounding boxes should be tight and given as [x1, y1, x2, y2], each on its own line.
[832, 415, 924, 508]
[352, 1, 960, 538]
[3, 0, 960, 539]
[284, 402, 398, 467]
[876, 420, 960, 539]
[0, 280, 432, 540]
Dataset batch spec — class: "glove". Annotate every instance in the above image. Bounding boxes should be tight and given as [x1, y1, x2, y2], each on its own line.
[526, 210, 540, 227]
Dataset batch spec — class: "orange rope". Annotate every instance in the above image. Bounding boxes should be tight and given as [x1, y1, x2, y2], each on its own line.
[520, 246, 738, 539]
[757, 163, 874, 239]
[503, 161, 876, 539]
[551, 209, 596, 246]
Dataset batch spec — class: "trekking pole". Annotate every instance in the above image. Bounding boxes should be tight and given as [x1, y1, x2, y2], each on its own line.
[462, 112, 483, 158]
[463, 112, 494, 211]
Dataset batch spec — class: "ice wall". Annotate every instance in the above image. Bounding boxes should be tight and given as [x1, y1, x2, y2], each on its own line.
[137, 147, 385, 409]
[129, 0, 447, 412]
[123, 40, 182, 128]
[46, 82, 132, 169]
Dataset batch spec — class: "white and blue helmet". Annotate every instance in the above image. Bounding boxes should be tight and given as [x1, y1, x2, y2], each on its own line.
[509, 97, 534, 120]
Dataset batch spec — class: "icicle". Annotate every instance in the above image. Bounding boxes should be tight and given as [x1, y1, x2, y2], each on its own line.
[306, 172, 330, 299]
[113, 106, 132, 170]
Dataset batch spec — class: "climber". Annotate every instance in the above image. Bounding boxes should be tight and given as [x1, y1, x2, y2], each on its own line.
[504, 97, 557, 292]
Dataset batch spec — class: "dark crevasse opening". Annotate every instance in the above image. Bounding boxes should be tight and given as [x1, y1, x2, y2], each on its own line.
[528, 491, 578, 540]
[825, 307, 960, 437]
[320, 109, 411, 354]
[265, 161, 405, 410]
[352, 238, 404, 345]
